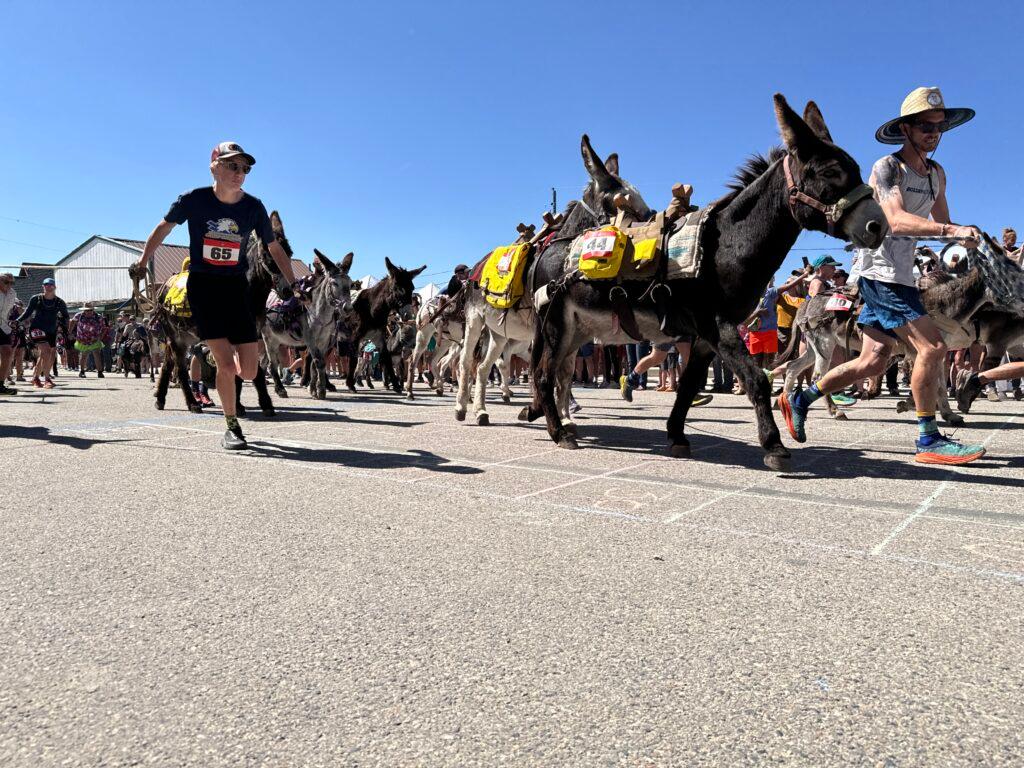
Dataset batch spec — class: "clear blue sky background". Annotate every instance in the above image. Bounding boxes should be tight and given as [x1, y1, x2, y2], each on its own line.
[1, 1, 1021, 287]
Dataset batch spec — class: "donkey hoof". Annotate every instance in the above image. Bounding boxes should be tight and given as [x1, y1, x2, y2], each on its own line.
[455, 409, 466, 422]
[669, 442, 691, 459]
[517, 406, 531, 422]
[557, 435, 579, 450]
[564, 422, 579, 437]
[406, 393, 415, 401]
[501, 393, 511, 404]
[764, 453, 792, 472]
[435, 388, 445, 397]
[833, 411, 848, 421]
[276, 389, 289, 398]
[944, 413, 965, 427]
[154, 400, 165, 411]
[476, 413, 490, 426]
[895, 401, 909, 414]
[188, 404, 204, 414]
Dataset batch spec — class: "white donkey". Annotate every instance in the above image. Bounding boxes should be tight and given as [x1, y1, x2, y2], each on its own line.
[454, 135, 652, 426]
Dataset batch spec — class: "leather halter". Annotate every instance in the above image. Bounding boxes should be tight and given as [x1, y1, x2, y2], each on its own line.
[783, 154, 874, 236]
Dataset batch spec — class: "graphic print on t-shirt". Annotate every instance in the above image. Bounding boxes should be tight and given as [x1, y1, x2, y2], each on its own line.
[203, 217, 242, 267]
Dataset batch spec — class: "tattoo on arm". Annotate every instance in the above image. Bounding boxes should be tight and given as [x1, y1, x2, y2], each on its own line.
[872, 156, 903, 203]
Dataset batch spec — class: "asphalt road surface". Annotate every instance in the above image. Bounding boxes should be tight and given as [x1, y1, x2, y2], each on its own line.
[3, 373, 1023, 766]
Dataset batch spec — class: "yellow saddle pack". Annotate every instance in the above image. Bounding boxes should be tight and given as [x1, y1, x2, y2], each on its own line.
[480, 243, 531, 309]
[163, 258, 191, 317]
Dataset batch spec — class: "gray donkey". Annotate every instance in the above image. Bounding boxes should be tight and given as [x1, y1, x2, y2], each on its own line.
[455, 135, 652, 426]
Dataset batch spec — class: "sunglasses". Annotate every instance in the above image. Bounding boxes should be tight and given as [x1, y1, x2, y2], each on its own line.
[219, 160, 252, 174]
[910, 119, 949, 134]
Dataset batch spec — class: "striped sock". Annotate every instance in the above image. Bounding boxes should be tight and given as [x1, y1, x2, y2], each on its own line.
[796, 381, 826, 408]
[917, 412, 939, 442]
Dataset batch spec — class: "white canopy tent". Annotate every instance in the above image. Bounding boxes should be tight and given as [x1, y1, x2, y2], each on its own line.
[416, 282, 440, 301]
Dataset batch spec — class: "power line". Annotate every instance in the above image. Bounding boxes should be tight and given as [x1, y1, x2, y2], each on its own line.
[0, 215, 91, 236]
[0, 237, 64, 252]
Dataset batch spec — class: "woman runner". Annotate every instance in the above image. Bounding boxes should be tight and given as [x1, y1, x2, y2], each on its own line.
[134, 142, 299, 450]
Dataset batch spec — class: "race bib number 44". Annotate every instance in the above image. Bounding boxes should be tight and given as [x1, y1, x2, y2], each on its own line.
[203, 235, 241, 266]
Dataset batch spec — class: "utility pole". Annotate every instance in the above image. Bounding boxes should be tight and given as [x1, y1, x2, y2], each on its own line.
[551, 187, 557, 215]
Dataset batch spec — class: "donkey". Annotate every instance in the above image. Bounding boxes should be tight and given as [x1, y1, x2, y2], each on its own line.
[344, 258, 426, 393]
[456, 135, 653, 426]
[289, 249, 355, 400]
[524, 95, 887, 470]
[406, 295, 465, 399]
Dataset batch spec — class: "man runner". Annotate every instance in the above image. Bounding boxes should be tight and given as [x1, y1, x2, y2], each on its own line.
[134, 142, 299, 450]
[779, 87, 985, 465]
[15, 277, 69, 389]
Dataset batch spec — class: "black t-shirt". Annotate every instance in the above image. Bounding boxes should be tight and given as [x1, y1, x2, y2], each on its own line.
[165, 187, 275, 276]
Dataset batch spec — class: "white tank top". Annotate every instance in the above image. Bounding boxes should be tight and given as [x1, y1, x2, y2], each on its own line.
[853, 154, 940, 287]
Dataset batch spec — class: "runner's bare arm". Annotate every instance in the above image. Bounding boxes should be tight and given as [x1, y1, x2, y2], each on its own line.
[267, 241, 298, 286]
[135, 220, 177, 272]
[874, 157, 978, 242]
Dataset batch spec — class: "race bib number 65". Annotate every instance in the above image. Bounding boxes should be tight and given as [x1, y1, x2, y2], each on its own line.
[203, 236, 241, 266]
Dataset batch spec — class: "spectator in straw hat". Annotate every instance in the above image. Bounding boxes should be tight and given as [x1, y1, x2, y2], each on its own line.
[781, 87, 987, 465]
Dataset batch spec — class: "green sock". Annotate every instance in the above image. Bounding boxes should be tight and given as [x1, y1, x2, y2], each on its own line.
[225, 415, 240, 432]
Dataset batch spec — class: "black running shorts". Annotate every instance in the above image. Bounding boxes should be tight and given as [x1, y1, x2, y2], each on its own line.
[186, 272, 259, 345]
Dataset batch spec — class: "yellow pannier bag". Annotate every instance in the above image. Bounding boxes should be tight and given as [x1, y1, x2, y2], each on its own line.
[163, 260, 191, 317]
[480, 243, 531, 309]
[574, 226, 628, 279]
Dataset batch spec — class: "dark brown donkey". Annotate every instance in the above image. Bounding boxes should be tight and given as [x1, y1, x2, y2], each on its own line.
[525, 95, 887, 470]
[343, 258, 426, 393]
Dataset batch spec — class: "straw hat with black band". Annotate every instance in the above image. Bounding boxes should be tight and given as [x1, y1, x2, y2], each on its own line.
[875, 87, 975, 145]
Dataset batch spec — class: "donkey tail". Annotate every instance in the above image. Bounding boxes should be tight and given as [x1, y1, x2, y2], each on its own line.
[775, 323, 802, 365]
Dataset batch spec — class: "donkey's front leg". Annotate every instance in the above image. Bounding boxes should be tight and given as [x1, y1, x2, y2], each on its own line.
[666, 342, 714, 458]
[455, 312, 483, 421]
[717, 318, 790, 471]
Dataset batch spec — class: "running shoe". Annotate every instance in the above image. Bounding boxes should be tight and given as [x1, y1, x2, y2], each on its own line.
[0, 384, 17, 395]
[221, 427, 248, 451]
[618, 374, 634, 403]
[986, 387, 1003, 402]
[569, 397, 582, 414]
[778, 391, 808, 443]
[32, 377, 42, 388]
[915, 433, 986, 465]
[97, 371, 104, 378]
[691, 393, 713, 407]
[1014, 388, 1023, 401]
[78, 370, 85, 378]
[956, 372, 983, 413]
[43, 378, 55, 389]
[831, 392, 856, 407]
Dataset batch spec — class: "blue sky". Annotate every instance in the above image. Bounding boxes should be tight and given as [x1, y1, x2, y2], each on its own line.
[1, 1, 1021, 287]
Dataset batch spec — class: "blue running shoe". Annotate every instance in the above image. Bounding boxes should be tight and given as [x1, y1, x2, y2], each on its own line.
[778, 391, 808, 443]
[915, 433, 986, 465]
[831, 392, 856, 407]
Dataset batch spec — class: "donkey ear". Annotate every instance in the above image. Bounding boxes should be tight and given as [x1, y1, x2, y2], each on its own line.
[340, 251, 354, 273]
[581, 134, 615, 190]
[802, 101, 834, 143]
[773, 93, 822, 160]
[270, 211, 284, 235]
[384, 257, 397, 276]
[313, 248, 338, 273]
[409, 264, 427, 279]
[604, 153, 620, 177]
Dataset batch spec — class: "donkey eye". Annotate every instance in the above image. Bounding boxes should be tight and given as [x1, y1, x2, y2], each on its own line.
[822, 168, 841, 180]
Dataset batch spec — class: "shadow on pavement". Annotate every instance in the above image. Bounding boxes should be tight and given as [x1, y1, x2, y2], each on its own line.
[247, 443, 482, 474]
[0, 425, 128, 450]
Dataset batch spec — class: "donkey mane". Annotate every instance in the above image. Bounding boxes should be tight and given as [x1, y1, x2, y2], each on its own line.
[725, 147, 787, 195]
